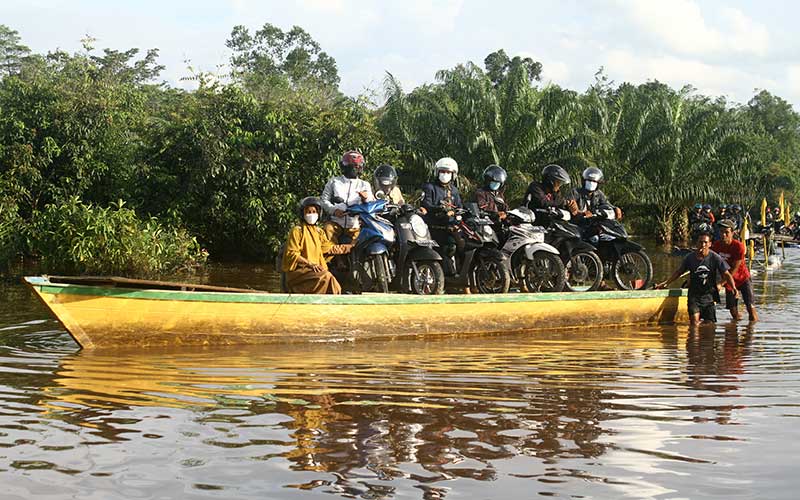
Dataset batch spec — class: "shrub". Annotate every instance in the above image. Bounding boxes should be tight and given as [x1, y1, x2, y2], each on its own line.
[28, 197, 207, 277]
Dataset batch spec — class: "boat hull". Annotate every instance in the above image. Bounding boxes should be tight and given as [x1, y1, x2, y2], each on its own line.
[25, 276, 688, 349]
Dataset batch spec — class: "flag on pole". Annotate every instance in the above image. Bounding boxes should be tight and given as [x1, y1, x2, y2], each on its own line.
[761, 198, 767, 227]
[779, 191, 785, 222]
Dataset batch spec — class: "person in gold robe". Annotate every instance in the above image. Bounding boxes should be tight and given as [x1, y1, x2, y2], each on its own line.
[282, 197, 352, 294]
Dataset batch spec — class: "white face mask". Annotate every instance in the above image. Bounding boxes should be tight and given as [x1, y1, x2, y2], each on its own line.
[304, 213, 319, 225]
[438, 172, 452, 184]
[584, 180, 598, 192]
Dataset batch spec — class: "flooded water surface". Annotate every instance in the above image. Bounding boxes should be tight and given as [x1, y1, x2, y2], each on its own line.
[1, 248, 800, 499]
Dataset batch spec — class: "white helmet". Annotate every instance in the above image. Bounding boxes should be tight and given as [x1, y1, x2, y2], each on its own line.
[434, 157, 458, 176]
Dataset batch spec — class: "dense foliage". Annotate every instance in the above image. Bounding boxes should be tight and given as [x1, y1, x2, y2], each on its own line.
[1, 23, 799, 276]
[29, 197, 206, 276]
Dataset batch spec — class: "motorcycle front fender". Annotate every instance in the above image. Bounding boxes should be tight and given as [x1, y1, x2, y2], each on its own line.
[613, 239, 643, 255]
[477, 247, 507, 262]
[366, 241, 389, 255]
[524, 242, 561, 260]
[407, 246, 442, 262]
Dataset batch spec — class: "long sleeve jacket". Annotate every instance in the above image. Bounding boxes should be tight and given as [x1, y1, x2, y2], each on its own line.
[320, 175, 374, 229]
[420, 182, 463, 227]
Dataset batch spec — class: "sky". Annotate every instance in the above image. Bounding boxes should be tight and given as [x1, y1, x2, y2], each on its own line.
[4, 0, 800, 107]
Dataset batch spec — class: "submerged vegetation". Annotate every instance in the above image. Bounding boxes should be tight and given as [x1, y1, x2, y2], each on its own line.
[1, 23, 798, 276]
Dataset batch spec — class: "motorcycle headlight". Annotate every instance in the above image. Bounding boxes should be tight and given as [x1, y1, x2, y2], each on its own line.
[482, 225, 494, 237]
[530, 229, 544, 243]
[410, 214, 428, 238]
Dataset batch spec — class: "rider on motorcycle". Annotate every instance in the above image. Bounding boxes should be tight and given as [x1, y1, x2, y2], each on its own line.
[321, 151, 374, 243]
[524, 164, 579, 218]
[420, 157, 463, 274]
[570, 167, 621, 223]
[475, 164, 509, 222]
[372, 164, 405, 205]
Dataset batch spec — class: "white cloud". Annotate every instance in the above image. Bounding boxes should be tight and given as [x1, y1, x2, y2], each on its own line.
[603, 49, 777, 102]
[618, 0, 769, 57]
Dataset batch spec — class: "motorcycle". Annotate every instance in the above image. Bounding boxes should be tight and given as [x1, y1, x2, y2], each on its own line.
[440, 203, 511, 294]
[376, 192, 445, 295]
[533, 208, 604, 292]
[338, 199, 396, 293]
[499, 207, 565, 292]
[581, 217, 653, 290]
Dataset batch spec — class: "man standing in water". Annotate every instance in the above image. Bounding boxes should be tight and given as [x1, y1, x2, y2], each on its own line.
[656, 232, 738, 324]
[712, 220, 759, 321]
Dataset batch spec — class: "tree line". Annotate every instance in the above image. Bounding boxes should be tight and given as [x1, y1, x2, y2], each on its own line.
[1, 23, 797, 276]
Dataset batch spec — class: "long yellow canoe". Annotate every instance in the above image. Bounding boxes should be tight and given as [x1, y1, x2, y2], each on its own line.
[25, 275, 688, 349]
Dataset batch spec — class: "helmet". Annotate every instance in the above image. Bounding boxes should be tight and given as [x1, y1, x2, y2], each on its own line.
[694, 203, 702, 210]
[542, 164, 571, 186]
[434, 157, 459, 175]
[720, 204, 728, 210]
[731, 204, 741, 212]
[582, 167, 604, 183]
[703, 204, 712, 210]
[482, 164, 507, 190]
[340, 150, 365, 179]
[297, 196, 322, 219]
[773, 207, 780, 213]
[373, 164, 398, 192]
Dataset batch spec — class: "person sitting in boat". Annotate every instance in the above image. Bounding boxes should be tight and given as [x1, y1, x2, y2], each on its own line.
[475, 164, 508, 222]
[656, 231, 737, 325]
[524, 164, 579, 218]
[372, 164, 405, 205]
[283, 197, 354, 294]
[420, 157, 463, 271]
[321, 150, 374, 244]
[569, 167, 622, 223]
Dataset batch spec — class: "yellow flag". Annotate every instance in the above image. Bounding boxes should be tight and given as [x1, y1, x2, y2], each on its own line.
[761, 198, 767, 227]
[741, 214, 749, 241]
[779, 191, 785, 221]
[786, 202, 792, 226]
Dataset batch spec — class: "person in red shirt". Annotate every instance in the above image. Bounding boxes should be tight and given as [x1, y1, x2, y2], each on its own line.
[711, 219, 758, 321]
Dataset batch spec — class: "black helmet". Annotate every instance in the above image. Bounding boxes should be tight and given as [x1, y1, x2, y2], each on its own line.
[373, 164, 398, 192]
[582, 167, 604, 183]
[703, 204, 712, 210]
[542, 164, 571, 186]
[297, 196, 322, 219]
[482, 164, 507, 190]
[339, 150, 365, 179]
[731, 204, 741, 212]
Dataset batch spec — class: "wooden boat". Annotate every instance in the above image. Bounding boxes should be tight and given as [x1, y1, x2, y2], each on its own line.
[24, 275, 688, 349]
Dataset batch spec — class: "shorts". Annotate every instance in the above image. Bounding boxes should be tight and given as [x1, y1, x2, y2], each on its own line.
[688, 294, 717, 322]
[726, 279, 754, 308]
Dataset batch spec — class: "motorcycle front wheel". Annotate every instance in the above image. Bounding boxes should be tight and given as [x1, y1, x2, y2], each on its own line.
[612, 250, 653, 290]
[470, 256, 511, 294]
[405, 260, 445, 295]
[522, 252, 566, 293]
[564, 250, 603, 292]
[370, 254, 391, 293]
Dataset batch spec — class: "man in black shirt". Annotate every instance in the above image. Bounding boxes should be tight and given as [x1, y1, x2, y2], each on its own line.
[525, 164, 579, 217]
[657, 232, 737, 324]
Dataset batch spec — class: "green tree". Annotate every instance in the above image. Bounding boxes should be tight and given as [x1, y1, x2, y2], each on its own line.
[226, 23, 340, 96]
[484, 49, 542, 87]
[0, 25, 31, 77]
